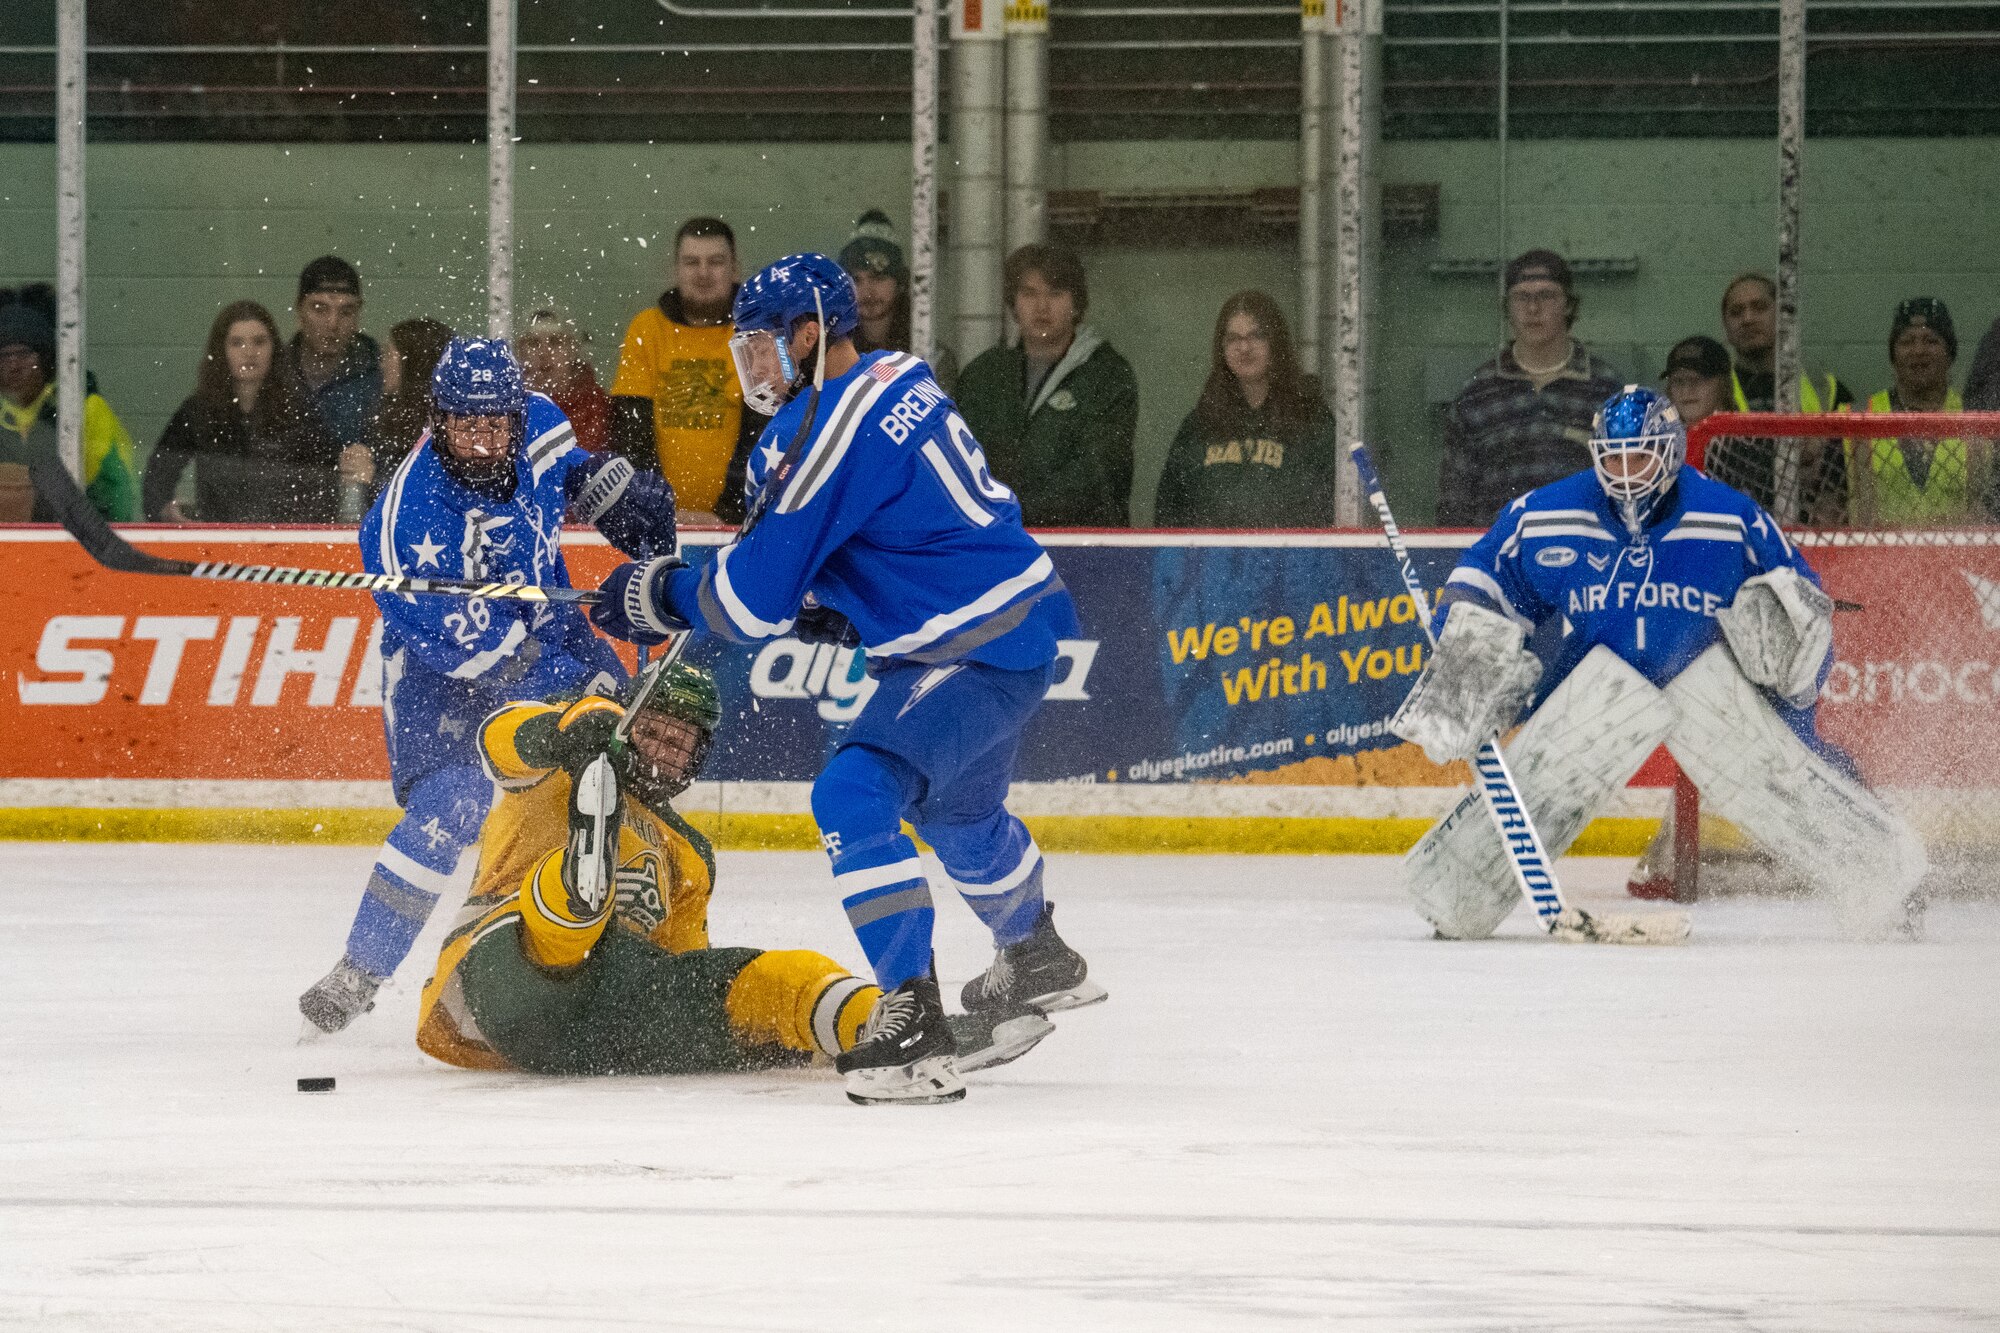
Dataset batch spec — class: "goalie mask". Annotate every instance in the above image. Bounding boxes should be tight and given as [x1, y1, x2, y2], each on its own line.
[1589, 386, 1686, 530]
[618, 661, 722, 805]
[728, 253, 860, 416]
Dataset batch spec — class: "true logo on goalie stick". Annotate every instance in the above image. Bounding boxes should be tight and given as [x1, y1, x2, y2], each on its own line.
[1536, 546, 1578, 568]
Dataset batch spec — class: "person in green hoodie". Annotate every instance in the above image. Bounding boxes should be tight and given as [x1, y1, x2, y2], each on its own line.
[0, 297, 138, 522]
[1154, 290, 1335, 528]
[955, 243, 1137, 527]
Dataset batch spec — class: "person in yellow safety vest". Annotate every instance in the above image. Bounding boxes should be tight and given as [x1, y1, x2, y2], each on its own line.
[1850, 297, 1987, 528]
[1716, 272, 1853, 522]
[1721, 272, 1854, 416]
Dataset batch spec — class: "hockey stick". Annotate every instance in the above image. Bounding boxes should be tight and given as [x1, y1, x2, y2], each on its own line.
[1348, 442, 1691, 946]
[25, 434, 602, 605]
[615, 630, 690, 742]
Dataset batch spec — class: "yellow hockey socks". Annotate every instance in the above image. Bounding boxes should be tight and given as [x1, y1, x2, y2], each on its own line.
[725, 950, 880, 1057]
[517, 846, 614, 970]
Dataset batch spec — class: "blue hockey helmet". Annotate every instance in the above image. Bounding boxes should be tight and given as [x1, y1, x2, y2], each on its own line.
[730, 254, 861, 415]
[430, 336, 526, 491]
[1589, 385, 1686, 521]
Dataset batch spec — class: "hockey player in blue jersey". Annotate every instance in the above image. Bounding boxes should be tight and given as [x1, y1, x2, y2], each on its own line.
[300, 337, 678, 1033]
[589, 254, 1104, 1104]
[1393, 386, 1925, 939]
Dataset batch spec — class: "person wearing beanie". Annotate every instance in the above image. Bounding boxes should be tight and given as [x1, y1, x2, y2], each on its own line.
[516, 308, 611, 453]
[1436, 249, 1621, 526]
[0, 293, 139, 522]
[836, 210, 959, 389]
[1851, 297, 1985, 526]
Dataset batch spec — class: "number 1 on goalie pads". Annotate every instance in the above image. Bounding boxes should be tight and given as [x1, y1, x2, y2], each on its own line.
[1406, 646, 1676, 939]
[1662, 644, 1925, 938]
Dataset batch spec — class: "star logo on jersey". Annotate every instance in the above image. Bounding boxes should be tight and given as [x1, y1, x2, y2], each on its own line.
[409, 533, 445, 569]
[758, 440, 786, 479]
[1965, 570, 2000, 632]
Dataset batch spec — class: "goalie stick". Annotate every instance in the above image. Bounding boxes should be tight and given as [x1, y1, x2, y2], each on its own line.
[25, 435, 603, 606]
[1347, 441, 1690, 946]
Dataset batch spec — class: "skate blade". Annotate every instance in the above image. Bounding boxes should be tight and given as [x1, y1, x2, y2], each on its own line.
[843, 1054, 966, 1106]
[1550, 907, 1692, 946]
[1029, 980, 1108, 1012]
[955, 1012, 1056, 1074]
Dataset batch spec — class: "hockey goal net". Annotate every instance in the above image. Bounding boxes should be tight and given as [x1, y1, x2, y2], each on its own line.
[1629, 410, 2000, 901]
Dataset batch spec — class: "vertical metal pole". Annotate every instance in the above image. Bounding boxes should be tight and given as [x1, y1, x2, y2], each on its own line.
[1004, 0, 1049, 257]
[1775, 0, 1804, 408]
[55, 0, 85, 481]
[911, 0, 941, 361]
[1330, 0, 1367, 526]
[1298, 1, 1326, 379]
[486, 0, 516, 339]
[951, 0, 1006, 360]
[1773, 0, 1805, 515]
[1495, 0, 1509, 316]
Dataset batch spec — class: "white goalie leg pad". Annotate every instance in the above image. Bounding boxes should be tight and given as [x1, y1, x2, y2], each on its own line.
[1405, 646, 1675, 939]
[1662, 644, 1926, 938]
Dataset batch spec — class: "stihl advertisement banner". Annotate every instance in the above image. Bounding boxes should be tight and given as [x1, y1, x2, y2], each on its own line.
[3, 528, 1995, 793]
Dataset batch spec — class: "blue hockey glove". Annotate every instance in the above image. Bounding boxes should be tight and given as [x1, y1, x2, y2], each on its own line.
[795, 603, 861, 649]
[591, 556, 690, 647]
[567, 454, 678, 561]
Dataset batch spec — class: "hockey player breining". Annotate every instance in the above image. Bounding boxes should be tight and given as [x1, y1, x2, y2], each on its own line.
[589, 254, 1105, 1105]
[300, 337, 677, 1033]
[1393, 386, 1926, 940]
[415, 661, 1046, 1077]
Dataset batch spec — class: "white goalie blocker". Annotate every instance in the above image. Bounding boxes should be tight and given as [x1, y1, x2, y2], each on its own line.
[1407, 643, 1926, 940]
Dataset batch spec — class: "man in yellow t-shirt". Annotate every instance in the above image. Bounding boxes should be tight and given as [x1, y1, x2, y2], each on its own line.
[609, 217, 766, 525]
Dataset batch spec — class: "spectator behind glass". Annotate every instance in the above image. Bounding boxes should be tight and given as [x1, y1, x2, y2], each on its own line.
[1660, 335, 1732, 428]
[1966, 313, 2000, 412]
[609, 216, 762, 525]
[1719, 272, 1851, 414]
[838, 209, 958, 389]
[288, 256, 383, 505]
[1154, 290, 1335, 528]
[1436, 249, 1622, 526]
[1851, 298, 1987, 526]
[516, 308, 611, 451]
[956, 241, 1138, 527]
[368, 316, 456, 492]
[0, 292, 139, 521]
[142, 301, 341, 523]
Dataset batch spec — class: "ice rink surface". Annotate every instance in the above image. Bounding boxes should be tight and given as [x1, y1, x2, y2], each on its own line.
[2, 842, 1996, 1332]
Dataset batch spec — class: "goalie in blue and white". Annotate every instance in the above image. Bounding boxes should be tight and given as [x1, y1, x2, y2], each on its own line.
[589, 254, 1103, 1106]
[299, 336, 679, 1034]
[1394, 385, 1926, 940]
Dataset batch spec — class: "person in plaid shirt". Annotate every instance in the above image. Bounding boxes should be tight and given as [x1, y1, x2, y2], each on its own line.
[1436, 250, 1622, 526]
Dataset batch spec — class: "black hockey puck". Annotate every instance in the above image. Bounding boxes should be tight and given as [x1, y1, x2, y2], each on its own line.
[297, 1076, 336, 1093]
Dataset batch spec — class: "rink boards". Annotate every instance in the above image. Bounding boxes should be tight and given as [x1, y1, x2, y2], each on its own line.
[3, 524, 1996, 852]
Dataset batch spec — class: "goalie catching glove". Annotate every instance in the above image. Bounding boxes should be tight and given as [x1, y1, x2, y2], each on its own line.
[1715, 566, 1833, 708]
[1390, 600, 1542, 764]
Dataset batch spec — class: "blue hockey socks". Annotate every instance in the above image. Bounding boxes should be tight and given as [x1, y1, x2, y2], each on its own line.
[342, 766, 492, 979]
[813, 746, 937, 991]
[923, 811, 1047, 947]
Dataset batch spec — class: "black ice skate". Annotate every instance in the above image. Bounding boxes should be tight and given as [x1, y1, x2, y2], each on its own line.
[836, 975, 964, 1105]
[961, 902, 1106, 1016]
[948, 1007, 1056, 1073]
[299, 957, 383, 1034]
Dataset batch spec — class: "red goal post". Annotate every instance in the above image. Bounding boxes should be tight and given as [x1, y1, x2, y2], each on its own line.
[1629, 410, 2000, 902]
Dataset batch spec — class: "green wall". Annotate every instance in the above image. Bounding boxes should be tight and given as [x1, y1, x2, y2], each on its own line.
[3, 137, 1996, 523]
